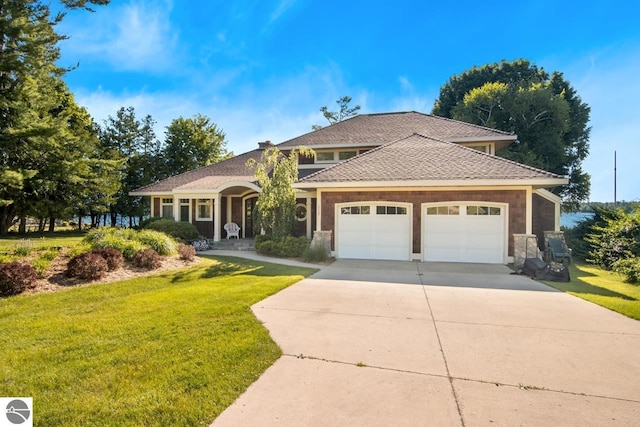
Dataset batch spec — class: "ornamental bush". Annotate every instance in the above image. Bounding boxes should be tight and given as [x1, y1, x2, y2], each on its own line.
[83, 227, 176, 260]
[66, 253, 108, 280]
[255, 236, 310, 258]
[612, 257, 640, 283]
[178, 244, 196, 261]
[91, 248, 124, 271]
[137, 229, 177, 255]
[144, 218, 200, 241]
[132, 248, 162, 270]
[0, 262, 37, 297]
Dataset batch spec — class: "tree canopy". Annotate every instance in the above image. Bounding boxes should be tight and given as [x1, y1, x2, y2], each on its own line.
[247, 146, 314, 240]
[162, 114, 231, 176]
[432, 59, 591, 211]
[0, 0, 111, 234]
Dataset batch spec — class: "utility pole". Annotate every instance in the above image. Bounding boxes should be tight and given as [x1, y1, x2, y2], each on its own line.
[614, 150, 617, 206]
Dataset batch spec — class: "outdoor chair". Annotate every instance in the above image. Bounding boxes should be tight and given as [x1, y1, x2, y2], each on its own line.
[224, 222, 241, 240]
[548, 237, 572, 265]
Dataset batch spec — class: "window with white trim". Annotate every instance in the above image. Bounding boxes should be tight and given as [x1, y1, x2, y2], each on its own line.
[295, 203, 307, 221]
[426, 205, 460, 215]
[161, 198, 174, 218]
[338, 150, 357, 160]
[179, 199, 190, 222]
[196, 199, 212, 220]
[316, 152, 335, 162]
[376, 206, 408, 215]
[340, 206, 371, 215]
[467, 205, 501, 216]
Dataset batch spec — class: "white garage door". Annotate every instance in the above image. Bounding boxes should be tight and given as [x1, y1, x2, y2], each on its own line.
[423, 204, 505, 263]
[337, 204, 411, 261]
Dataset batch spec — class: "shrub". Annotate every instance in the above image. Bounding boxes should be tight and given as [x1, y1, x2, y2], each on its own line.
[302, 244, 329, 262]
[255, 236, 310, 258]
[91, 248, 124, 271]
[0, 262, 37, 296]
[612, 257, 640, 283]
[137, 216, 165, 230]
[178, 244, 196, 261]
[586, 207, 640, 270]
[192, 239, 209, 251]
[145, 218, 199, 241]
[137, 229, 177, 255]
[67, 253, 108, 280]
[132, 248, 162, 270]
[13, 239, 34, 257]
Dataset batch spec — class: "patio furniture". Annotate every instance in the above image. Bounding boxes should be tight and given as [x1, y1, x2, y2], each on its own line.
[548, 237, 572, 265]
[224, 222, 241, 240]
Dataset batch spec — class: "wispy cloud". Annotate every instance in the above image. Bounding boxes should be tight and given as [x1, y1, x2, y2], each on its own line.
[265, 0, 299, 29]
[60, 0, 178, 72]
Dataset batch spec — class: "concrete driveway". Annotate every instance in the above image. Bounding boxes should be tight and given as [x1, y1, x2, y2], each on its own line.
[213, 259, 640, 426]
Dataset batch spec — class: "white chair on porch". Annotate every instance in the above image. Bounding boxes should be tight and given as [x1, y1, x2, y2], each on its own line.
[224, 222, 241, 239]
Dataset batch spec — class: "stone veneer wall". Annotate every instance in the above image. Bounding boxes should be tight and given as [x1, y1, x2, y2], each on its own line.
[321, 189, 527, 256]
[532, 193, 556, 250]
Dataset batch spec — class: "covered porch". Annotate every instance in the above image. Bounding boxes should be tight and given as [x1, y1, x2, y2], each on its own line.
[150, 181, 317, 241]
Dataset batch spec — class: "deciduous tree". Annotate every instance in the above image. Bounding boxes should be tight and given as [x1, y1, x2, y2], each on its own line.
[246, 146, 314, 240]
[433, 59, 591, 211]
[162, 114, 230, 176]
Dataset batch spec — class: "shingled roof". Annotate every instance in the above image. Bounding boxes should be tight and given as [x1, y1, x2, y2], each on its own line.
[130, 149, 264, 194]
[295, 134, 567, 188]
[278, 111, 515, 149]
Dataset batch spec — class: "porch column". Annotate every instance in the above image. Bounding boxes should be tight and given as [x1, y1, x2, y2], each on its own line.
[306, 196, 312, 239]
[525, 187, 533, 234]
[172, 197, 178, 221]
[214, 193, 222, 242]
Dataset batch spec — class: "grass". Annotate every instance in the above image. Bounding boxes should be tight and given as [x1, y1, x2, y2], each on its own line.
[0, 232, 85, 252]
[0, 255, 317, 426]
[543, 262, 640, 320]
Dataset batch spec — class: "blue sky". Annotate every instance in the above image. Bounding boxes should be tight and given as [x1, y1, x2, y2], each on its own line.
[57, 0, 640, 202]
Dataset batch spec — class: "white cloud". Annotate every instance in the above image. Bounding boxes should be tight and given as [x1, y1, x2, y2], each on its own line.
[265, 0, 299, 29]
[61, 0, 178, 72]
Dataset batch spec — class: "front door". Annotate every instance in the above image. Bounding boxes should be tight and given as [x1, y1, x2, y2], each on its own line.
[244, 197, 258, 237]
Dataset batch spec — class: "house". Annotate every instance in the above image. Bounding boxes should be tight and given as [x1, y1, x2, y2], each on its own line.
[130, 111, 567, 264]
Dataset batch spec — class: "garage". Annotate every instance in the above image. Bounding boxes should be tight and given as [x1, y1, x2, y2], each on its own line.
[423, 203, 506, 263]
[336, 203, 412, 261]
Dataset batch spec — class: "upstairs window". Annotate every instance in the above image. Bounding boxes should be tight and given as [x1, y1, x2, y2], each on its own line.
[316, 152, 335, 162]
[338, 150, 357, 160]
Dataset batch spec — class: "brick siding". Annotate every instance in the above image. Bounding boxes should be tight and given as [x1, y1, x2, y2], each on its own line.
[321, 189, 527, 256]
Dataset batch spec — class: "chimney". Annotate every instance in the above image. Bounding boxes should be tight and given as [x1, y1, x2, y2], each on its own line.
[258, 140, 273, 150]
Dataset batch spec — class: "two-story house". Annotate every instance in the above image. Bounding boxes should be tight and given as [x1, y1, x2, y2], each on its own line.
[130, 111, 567, 263]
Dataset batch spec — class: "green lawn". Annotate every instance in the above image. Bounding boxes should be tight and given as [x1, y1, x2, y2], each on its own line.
[544, 262, 640, 320]
[0, 255, 317, 426]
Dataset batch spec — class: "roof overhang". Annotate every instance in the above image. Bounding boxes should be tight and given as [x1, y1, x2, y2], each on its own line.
[444, 135, 516, 143]
[283, 142, 384, 150]
[294, 177, 568, 189]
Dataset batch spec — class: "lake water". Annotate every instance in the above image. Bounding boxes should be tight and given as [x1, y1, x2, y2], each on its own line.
[560, 212, 595, 229]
